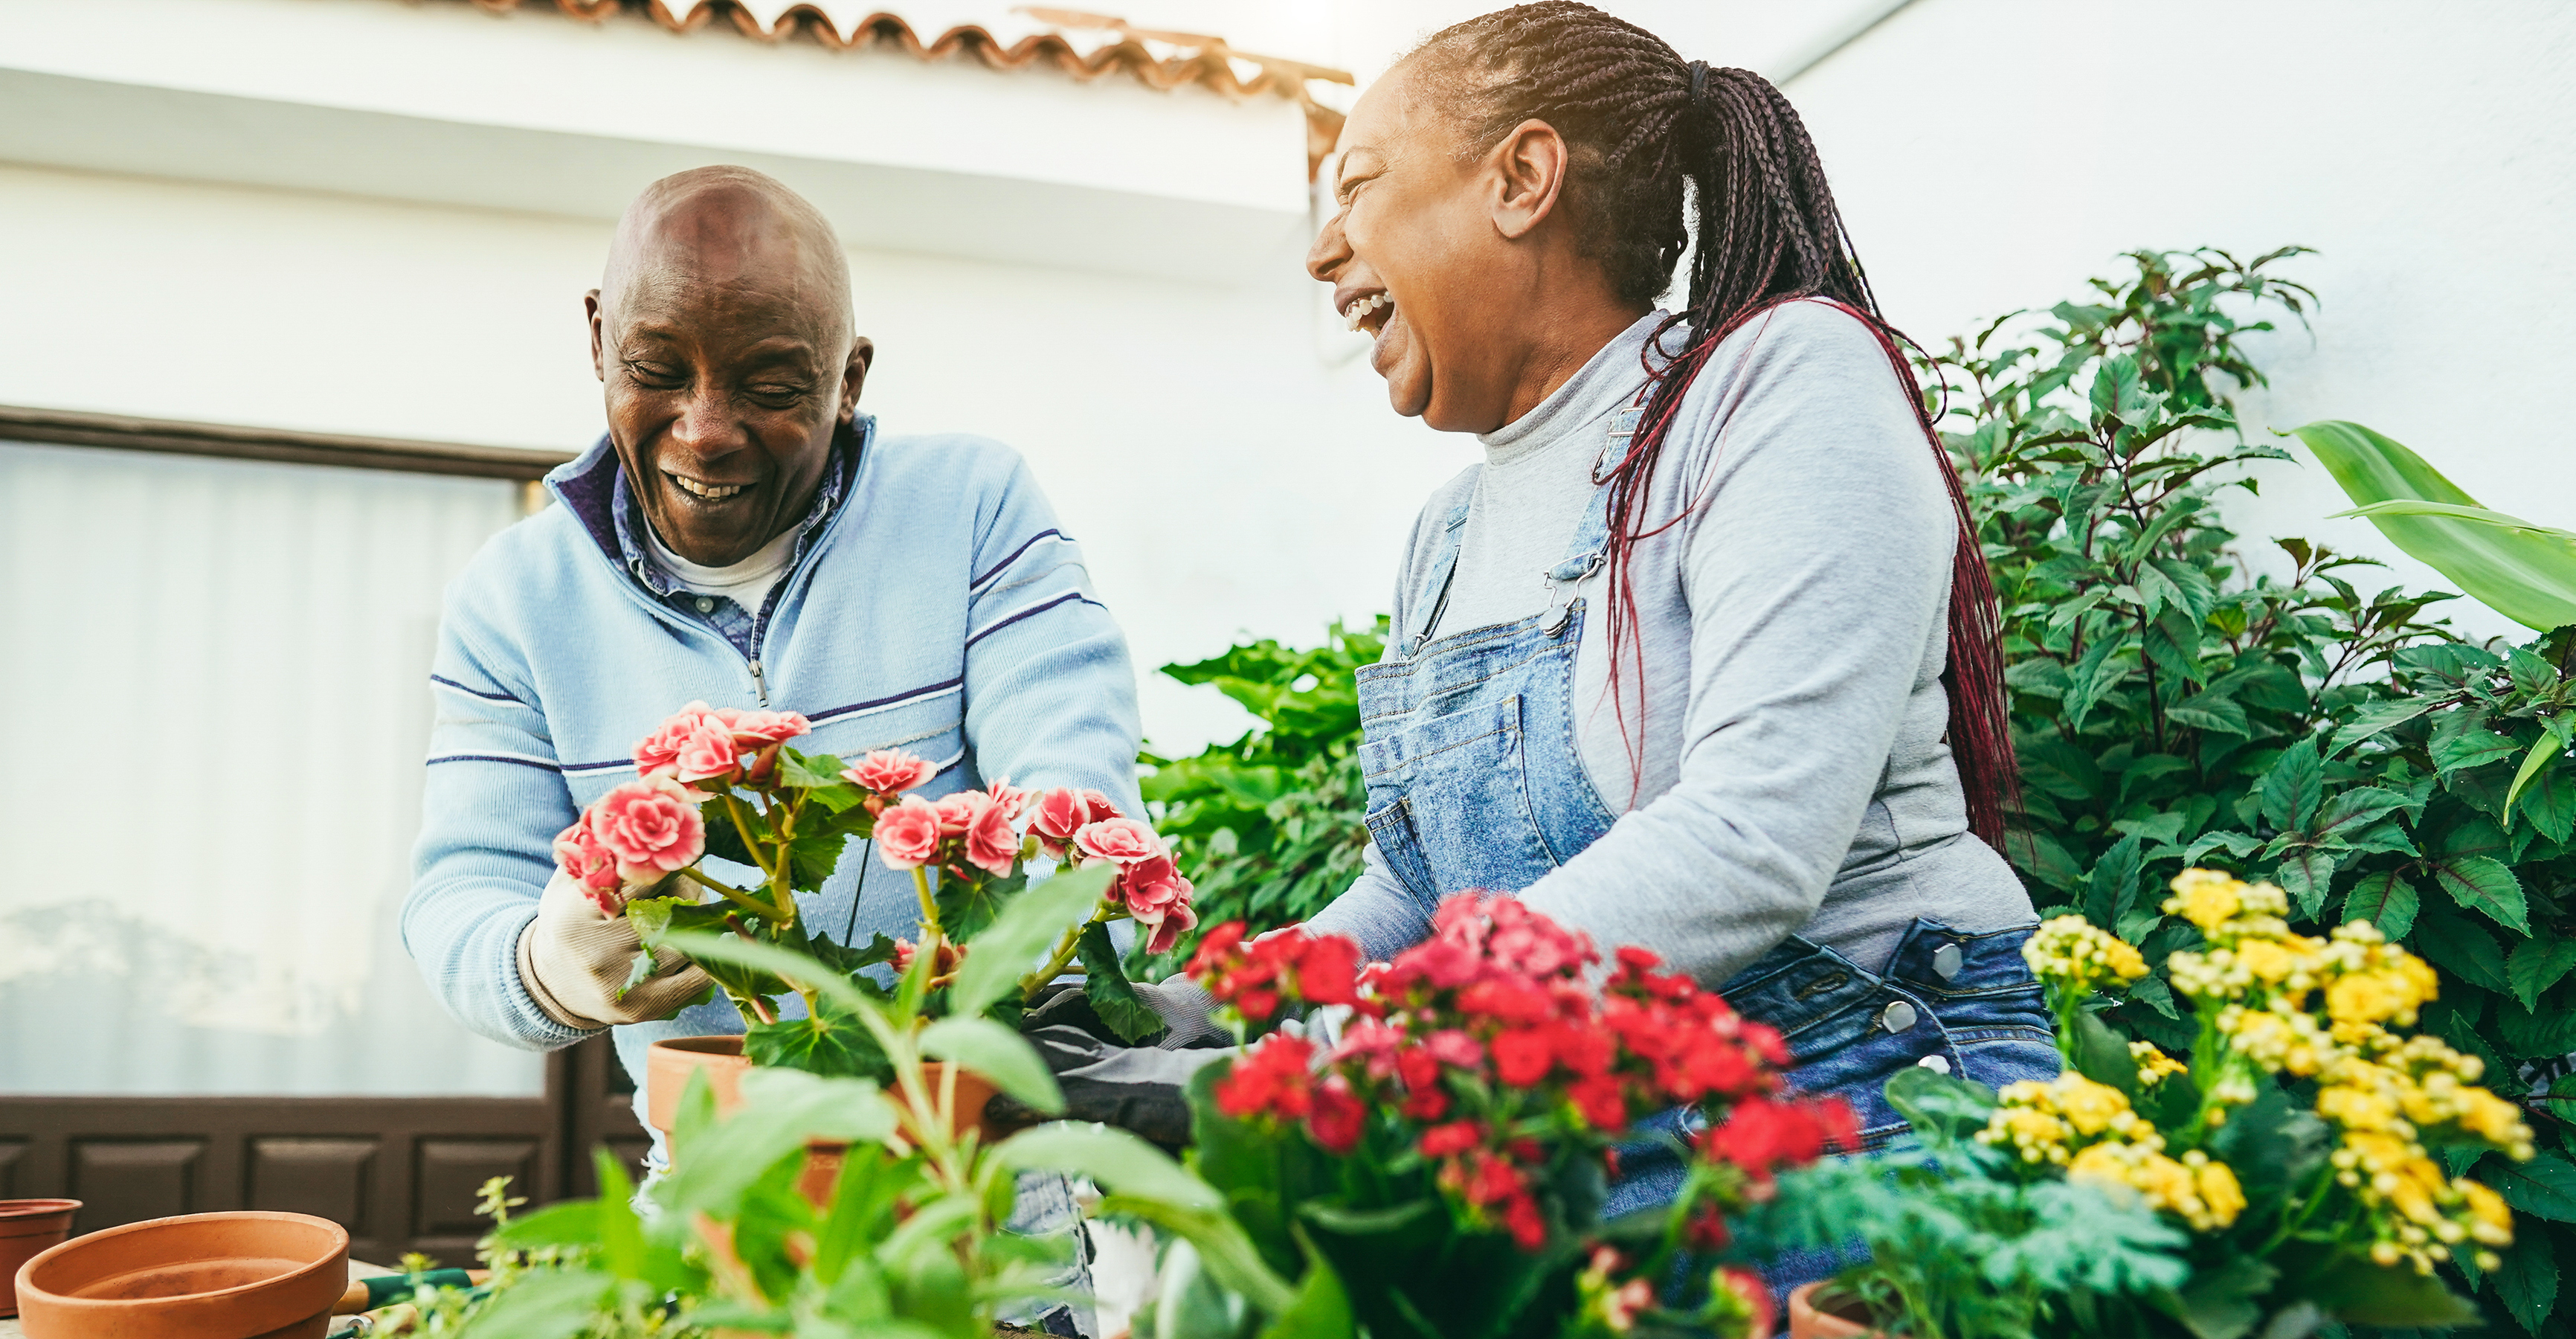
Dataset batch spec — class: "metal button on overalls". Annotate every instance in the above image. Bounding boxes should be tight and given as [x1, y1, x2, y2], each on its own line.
[1880, 1000, 1918, 1033]
[1933, 943, 1963, 979]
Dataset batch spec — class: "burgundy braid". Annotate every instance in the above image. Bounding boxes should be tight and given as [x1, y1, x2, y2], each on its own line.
[1407, 3, 2018, 847]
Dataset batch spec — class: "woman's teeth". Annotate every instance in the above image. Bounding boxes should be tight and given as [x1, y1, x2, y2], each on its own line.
[672, 475, 747, 501]
[1343, 292, 1392, 334]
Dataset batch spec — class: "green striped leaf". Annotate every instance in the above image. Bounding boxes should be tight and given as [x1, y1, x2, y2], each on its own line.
[2293, 420, 2576, 632]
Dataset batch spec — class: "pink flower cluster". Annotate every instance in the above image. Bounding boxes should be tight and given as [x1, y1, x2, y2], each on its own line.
[873, 780, 1030, 879]
[632, 701, 812, 786]
[552, 774, 708, 913]
[1192, 894, 1853, 1254]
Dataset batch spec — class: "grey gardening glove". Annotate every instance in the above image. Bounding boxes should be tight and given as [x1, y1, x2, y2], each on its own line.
[518, 870, 711, 1030]
[994, 980, 1232, 1148]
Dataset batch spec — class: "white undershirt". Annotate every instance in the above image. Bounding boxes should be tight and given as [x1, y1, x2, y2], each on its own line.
[643, 521, 799, 615]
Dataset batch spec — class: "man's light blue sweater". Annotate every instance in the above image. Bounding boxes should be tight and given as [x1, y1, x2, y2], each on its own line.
[404, 417, 1146, 1099]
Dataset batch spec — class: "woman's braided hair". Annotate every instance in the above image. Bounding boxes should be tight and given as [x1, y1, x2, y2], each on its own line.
[1405, 1, 2018, 847]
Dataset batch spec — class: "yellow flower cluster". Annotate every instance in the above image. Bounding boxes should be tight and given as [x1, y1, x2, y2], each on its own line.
[1979, 1072, 2247, 1230]
[2022, 914, 2148, 998]
[2131, 1040, 2187, 1087]
[2164, 869, 2293, 943]
[2068, 1143, 2248, 1233]
[2128, 870, 2534, 1272]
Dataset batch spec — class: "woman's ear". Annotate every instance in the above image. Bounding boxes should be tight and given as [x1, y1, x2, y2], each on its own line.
[1489, 118, 1571, 241]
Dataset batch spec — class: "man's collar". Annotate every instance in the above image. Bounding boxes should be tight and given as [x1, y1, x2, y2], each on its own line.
[548, 416, 871, 595]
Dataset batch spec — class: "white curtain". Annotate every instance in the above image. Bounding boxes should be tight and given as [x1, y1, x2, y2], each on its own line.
[0, 440, 546, 1096]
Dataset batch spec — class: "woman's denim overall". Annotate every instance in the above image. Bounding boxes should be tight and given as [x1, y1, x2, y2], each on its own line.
[1354, 408, 2059, 1294]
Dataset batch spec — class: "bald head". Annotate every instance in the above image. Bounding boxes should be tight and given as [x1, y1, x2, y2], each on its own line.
[600, 165, 853, 348]
[586, 166, 873, 567]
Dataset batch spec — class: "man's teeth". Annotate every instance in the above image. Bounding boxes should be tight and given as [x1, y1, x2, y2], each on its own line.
[672, 475, 747, 501]
[1343, 292, 1392, 333]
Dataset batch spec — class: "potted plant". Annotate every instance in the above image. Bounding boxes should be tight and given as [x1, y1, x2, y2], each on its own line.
[1755, 868, 2537, 1339]
[440, 916, 1235, 1338]
[552, 702, 1194, 1140]
[1115, 893, 1856, 1339]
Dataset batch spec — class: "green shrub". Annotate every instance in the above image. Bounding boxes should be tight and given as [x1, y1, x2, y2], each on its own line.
[1133, 618, 1382, 973]
[1929, 248, 2576, 1335]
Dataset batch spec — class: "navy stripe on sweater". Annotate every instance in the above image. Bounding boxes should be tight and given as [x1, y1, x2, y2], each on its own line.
[430, 674, 525, 704]
[965, 591, 1101, 649]
[970, 529, 1067, 590]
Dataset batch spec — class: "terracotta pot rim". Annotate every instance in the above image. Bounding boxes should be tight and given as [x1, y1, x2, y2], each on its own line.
[0, 1200, 79, 1239]
[652, 1035, 748, 1057]
[18, 1210, 349, 1311]
[0, 1200, 80, 1220]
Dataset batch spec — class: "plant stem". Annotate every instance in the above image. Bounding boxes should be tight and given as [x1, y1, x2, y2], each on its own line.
[679, 866, 787, 921]
[913, 867, 941, 940]
[1021, 906, 1117, 1004]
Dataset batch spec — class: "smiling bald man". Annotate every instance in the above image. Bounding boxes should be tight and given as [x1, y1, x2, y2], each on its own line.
[404, 169, 1144, 1247]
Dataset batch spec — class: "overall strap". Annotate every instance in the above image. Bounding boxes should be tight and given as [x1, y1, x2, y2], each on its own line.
[1542, 405, 1644, 636]
[1403, 492, 1476, 658]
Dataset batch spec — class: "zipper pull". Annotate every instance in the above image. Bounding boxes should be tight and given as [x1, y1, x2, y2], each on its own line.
[749, 658, 770, 706]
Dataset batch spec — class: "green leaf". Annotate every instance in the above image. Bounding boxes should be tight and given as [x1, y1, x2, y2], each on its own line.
[2171, 1254, 2274, 1339]
[2342, 870, 2420, 939]
[2328, 699, 2438, 757]
[1295, 1200, 1435, 1237]
[2270, 841, 2342, 918]
[1097, 1195, 1301, 1317]
[994, 1121, 1220, 1209]
[1077, 920, 1167, 1044]
[2063, 632, 2132, 731]
[2085, 834, 2146, 937]
[2498, 999, 2576, 1059]
[2486, 1153, 2576, 1223]
[1255, 1230, 1353, 1339]
[2494, 1229, 2558, 1335]
[744, 996, 889, 1082]
[2311, 1253, 2480, 1327]
[2430, 854, 2529, 934]
[919, 1015, 1062, 1114]
[2066, 1006, 2142, 1099]
[445, 1268, 616, 1338]
[2294, 420, 2576, 631]
[2411, 911, 2511, 994]
[2508, 937, 2576, 1012]
[2259, 740, 2326, 831]
[2435, 719, 2526, 774]
[2505, 733, 2566, 829]
[951, 863, 1113, 1019]
[2311, 786, 2410, 838]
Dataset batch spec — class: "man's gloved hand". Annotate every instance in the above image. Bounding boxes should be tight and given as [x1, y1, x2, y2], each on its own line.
[518, 870, 712, 1030]
[994, 979, 1233, 1147]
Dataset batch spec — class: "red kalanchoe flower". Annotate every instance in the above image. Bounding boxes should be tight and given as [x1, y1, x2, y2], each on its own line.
[1500, 1192, 1546, 1252]
[1396, 1046, 1450, 1120]
[1565, 1073, 1629, 1132]
[1307, 1074, 1365, 1154]
[1490, 1027, 1554, 1087]
[1215, 1033, 1316, 1120]
[1418, 1120, 1484, 1158]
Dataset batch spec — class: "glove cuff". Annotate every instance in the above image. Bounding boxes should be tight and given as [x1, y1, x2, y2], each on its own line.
[518, 916, 611, 1033]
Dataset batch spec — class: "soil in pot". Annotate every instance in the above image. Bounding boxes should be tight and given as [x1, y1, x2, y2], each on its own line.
[15, 1209, 348, 1339]
[1786, 1282, 1890, 1339]
[0, 1199, 80, 1318]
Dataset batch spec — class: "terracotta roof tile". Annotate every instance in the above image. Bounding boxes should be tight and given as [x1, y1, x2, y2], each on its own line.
[457, 1, 1351, 175]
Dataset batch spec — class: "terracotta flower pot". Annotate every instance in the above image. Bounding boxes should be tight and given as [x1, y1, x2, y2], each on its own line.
[645, 1035, 1000, 1204]
[1786, 1282, 1888, 1339]
[0, 1199, 80, 1318]
[14, 1209, 348, 1339]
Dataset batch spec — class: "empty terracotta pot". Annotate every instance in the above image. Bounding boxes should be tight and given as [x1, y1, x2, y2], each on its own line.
[15, 1209, 348, 1339]
[1786, 1282, 1887, 1338]
[0, 1199, 80, 1318]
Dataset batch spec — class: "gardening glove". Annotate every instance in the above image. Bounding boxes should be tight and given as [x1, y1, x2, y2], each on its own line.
[518, 870, 712, 1030]
[992, 980, 1233, 1147]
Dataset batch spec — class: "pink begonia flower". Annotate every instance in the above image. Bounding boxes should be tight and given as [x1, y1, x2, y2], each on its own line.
[586, 774, 707, 881]
[633, 701, 724, 777]
[722, 709, 811, 747]
[985, 779, 1033, 823]
[875, 795, 942, 870]
[1030, 787, 1089, 856]
[670, 717, 744, 785]
[552, 821, 625, 912]
[1072, 817, 1163, 867]
[844, 748, 936, 795]
[964, 800, 1020, 877]
[1122, 855, 1199, 954]
[933, 789, 995, 837]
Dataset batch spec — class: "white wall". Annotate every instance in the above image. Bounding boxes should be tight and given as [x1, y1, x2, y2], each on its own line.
[1788, 0, 2576, 642]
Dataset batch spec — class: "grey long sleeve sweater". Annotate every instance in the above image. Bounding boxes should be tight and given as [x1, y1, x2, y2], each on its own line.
[1308, 301, 2033, 983]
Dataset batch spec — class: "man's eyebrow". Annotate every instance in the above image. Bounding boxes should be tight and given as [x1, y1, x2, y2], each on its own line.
[1335, 147, 1385, 197]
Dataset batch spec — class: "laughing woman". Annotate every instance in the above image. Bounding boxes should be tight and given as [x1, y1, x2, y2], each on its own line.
[1303, 0, 2059, 1267]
